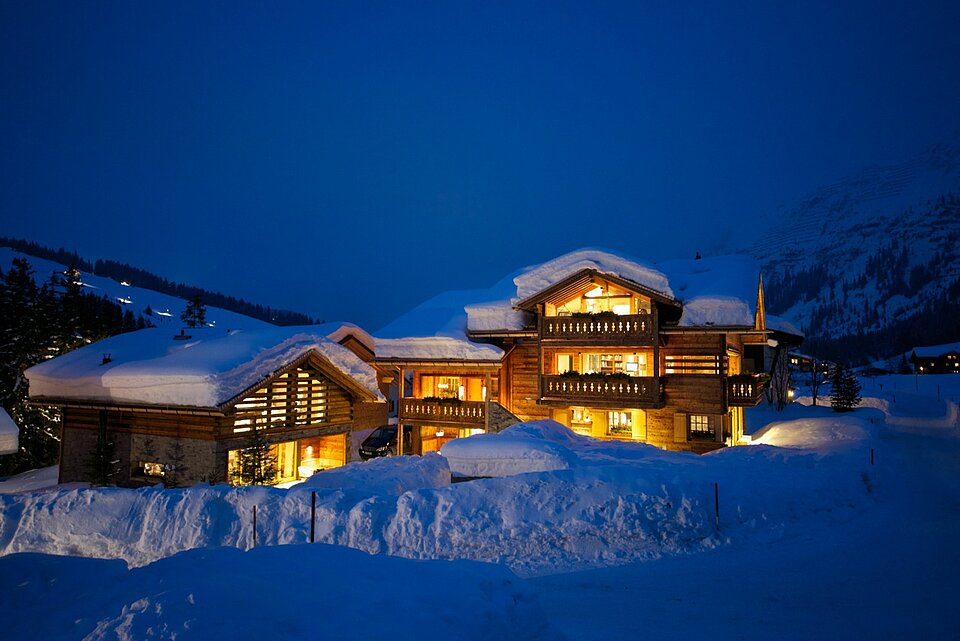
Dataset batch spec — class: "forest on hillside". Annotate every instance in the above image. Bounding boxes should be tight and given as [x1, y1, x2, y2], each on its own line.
[0, 238, 318, 326]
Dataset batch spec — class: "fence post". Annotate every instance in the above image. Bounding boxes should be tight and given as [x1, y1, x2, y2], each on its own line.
[714, 482, 720, 530]
[253, 505, 257, 548]
[310, 491, 316, 543]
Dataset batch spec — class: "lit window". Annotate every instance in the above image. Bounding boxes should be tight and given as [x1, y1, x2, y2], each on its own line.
[689, 414, 716, 440]
[607, 411, 632, 436]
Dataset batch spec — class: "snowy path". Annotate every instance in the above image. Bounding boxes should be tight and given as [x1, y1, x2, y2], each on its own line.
[530, 423, 960, 641]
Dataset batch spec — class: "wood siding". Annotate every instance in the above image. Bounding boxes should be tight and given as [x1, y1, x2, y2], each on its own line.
[505, 341, 550, 421]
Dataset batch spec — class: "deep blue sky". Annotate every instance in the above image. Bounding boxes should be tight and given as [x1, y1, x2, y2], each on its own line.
[2, 1, 959, 330]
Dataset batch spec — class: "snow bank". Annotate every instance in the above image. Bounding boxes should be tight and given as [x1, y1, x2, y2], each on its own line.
[298, 452, 450, 494]
[2, 545, 556, 641]
[26, 325, 384, 407]
[441, 433, 578, 477]
[0, 411, 894, 577]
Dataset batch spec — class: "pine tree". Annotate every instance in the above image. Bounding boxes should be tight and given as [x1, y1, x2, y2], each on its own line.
[830, 365, 862, 412]
[181, 294, 207, 329]
[165, 438, 189, 487]
[232, 427, 276, 486]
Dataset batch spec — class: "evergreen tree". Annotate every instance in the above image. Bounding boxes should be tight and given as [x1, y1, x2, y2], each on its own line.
[165, 438, 189, 487]
[830, 365, 862, 412]
[231, 427, 276, 486]
[181, 294, 207, 329]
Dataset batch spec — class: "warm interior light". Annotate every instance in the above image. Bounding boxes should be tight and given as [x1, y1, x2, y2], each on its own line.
[435, 429, 445, 438]
[584, 286, 604, 298]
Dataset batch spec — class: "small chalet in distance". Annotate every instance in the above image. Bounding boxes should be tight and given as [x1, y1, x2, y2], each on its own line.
[377, 249, 803, 455]
[908, 342, 960, 374]
[26, 324, 387, 486]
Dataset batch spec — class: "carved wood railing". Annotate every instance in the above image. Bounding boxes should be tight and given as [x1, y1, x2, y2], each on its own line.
[540, 375, 663, 407]
[399, 399, 486, 425]
[727, 375, 765, 406]
[540, 313, 655, 345]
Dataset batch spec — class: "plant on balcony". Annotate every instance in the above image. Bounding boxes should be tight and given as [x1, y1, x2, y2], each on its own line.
[570, 310, 619, 320]
[557, 370, 635, 382]
[420, 396, 463, 405]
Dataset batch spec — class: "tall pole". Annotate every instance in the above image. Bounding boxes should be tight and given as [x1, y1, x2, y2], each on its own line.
[397, 366, 404, 456]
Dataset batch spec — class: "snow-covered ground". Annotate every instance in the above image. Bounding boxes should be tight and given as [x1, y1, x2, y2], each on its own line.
[1, 374, 958, 640]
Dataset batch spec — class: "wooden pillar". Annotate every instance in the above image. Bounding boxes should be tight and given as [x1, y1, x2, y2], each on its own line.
[396, 366, 404, 455]
[484, 371, 491, 433]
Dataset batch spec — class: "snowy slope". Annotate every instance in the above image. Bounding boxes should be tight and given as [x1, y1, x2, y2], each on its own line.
[0, 247, 273, 331]
[735, 140, 960, 358]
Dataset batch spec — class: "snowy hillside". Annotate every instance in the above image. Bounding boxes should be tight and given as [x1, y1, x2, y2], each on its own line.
[0, 247, 272, 331]
[736, 140, 960, 362]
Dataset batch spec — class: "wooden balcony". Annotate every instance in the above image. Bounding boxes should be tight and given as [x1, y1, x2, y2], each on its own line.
[540, 374, 663, 408]
[539, 313, 655, 345]
[727, 375, 765, 406]
[399, 398, 486, 426]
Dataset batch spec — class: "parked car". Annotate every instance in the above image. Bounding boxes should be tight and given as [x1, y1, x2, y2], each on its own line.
[358, 425, 413, 460]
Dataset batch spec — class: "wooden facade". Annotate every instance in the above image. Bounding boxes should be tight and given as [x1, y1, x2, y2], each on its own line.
[467, 268, 778, 453]
[46, 351, 386, 486]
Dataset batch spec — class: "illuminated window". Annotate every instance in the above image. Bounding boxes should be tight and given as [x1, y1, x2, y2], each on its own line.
[141, 461, 165, 478]
[557, 354, 574, 374]
[688, 414, 716, 440]
[233, 367, 328, 433]
[607, 411, 632, 436]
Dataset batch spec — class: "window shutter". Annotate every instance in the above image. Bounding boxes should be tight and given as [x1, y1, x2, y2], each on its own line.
[673, 413, 687, 443]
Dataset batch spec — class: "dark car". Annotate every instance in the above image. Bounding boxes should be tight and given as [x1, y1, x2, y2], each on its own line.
[358, 425, 413, 460]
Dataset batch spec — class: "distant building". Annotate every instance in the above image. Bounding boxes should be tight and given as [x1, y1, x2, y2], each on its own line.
[909, 342, 960, 374]
[26, 325, 387, 486]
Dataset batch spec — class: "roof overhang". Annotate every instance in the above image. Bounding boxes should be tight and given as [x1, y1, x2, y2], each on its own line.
[514, 268, 680, 312]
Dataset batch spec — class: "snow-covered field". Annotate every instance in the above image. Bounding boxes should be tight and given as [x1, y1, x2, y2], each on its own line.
[1, 374, 958, 640]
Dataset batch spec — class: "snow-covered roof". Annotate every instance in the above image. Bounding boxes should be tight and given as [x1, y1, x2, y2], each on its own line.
[375, 337, 503, 362]
[514, 248, 675, 302]
[656, 254, 761, 327]
[0, 407, 18, 455]
[911, 342, 960, 357]
[382, 249, 801, 344]
[26, 325, 384, 408]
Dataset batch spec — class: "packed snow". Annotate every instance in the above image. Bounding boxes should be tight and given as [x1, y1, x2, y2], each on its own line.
[2, 545, 555, 641]
[2, 373, 958, 640]
[25, 325, 385, 407]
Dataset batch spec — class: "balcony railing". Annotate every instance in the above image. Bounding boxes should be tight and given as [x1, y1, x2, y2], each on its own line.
[727, 375, 765, 406]
[540, 374, 663, 407]
[540, 313, 655, 345]
[399, 398, 486, 425]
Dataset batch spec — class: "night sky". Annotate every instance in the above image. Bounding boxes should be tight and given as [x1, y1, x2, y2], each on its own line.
[2, 1, 959, 331]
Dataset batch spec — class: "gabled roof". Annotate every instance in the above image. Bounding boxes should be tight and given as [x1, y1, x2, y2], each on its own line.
[26, 325, 384, 409]
[513, 267, 681, 311]
[910, 342, 960, 358]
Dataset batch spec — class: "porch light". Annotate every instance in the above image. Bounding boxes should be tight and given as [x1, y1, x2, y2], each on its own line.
[435, 429, 445, 438]
[787, 388, 795, 399]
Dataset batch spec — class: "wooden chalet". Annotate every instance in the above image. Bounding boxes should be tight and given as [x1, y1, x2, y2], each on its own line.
[377, 250, 803, 455]
[26, 325, 387, 486]
[909, 342, 960, 374]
